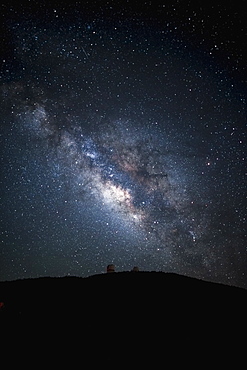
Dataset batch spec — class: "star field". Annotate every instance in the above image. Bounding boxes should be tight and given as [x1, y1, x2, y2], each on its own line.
[0, 1, 246, 287]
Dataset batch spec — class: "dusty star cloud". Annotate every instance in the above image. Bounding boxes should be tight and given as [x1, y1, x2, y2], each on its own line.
[0, 1, 246, 287]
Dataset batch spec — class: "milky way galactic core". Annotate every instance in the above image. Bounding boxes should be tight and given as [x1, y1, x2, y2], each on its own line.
[0, 1, 246, 287]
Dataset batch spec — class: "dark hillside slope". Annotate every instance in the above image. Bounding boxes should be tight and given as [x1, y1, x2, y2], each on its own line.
[0, 272, 246, 341]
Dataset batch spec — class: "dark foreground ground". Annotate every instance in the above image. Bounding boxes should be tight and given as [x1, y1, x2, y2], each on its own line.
[0, 271, 246, 354]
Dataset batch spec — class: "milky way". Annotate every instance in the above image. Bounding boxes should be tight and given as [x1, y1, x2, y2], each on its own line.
[0, 1, 246, 287]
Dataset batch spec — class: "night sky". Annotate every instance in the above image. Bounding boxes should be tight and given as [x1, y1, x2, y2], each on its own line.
[0, 1, 246, 287]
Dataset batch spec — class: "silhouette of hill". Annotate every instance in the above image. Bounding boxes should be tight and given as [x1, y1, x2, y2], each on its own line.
[0, 271, 246, 344]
